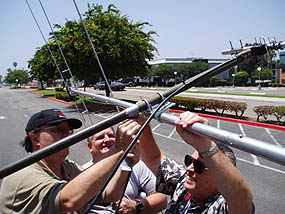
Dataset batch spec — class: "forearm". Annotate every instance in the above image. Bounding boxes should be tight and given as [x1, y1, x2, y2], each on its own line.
[59, 149, 124, 212]
[140, 193, 168, 214]
[205, 150, 253, 214]
[139, 125, 163, 176]
[104, 169, 131, 202]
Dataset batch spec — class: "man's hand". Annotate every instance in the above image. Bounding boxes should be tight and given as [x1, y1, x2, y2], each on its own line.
[115, 120, 141, 151]
[113, 198, 136, 214]
[175, 111, 214, 152]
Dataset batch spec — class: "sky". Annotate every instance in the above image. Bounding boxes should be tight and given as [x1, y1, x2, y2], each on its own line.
[1, 0, 285, 79]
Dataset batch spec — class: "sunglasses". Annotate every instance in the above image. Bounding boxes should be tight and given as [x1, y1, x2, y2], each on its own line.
[35, 126, 74, 137]
[184, 155, 208, 174]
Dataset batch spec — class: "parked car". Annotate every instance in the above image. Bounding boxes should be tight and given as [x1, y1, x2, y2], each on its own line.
[93, 81, 125, 91]
[93, 82, 105, 90]
[117, 77, 136, 87]
[111, 81, 125, 91]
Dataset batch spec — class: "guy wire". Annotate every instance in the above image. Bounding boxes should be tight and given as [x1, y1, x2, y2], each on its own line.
[38, 0, 93, 126]
[72, 0, 114, 99]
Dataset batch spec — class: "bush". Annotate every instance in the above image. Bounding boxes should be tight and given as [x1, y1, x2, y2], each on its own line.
[55, 91, 71, 101]
[216, 79, 230, 86]
[272, 83, 285, 87]
[209, 76, 216, 87]
[170, 96, 247, 118]
[55, 87, 64, 92]
[228, 102, 247, 118]
[209, 100, 229, 115]
[253, 105, 274, 121]
[235, 71, 249, 86]
[271, 106, 285, 125]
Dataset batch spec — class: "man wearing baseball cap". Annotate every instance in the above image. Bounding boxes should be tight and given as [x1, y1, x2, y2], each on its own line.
[0, 108, 142, 214]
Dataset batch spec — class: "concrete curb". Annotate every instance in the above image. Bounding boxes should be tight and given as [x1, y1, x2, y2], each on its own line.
[29, 91, 285, 131]
[29, 91, 118, 111]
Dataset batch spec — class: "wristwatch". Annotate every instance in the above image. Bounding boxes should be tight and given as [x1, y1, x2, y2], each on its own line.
[199, 144, 219, 159]
[135, 199, 144, 213]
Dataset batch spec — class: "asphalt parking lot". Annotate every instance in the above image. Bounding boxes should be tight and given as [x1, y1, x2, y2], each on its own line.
[0, 87, 284, 213]
[75, 108, 285, 214]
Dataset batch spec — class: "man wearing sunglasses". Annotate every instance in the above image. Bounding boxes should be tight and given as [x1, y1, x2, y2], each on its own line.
[0, 108, 142, 214]
[139, 111, 254, 214]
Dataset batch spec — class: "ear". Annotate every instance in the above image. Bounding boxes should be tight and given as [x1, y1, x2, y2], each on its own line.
[29, 133, 40, 149]
[87, 142, 92, 151]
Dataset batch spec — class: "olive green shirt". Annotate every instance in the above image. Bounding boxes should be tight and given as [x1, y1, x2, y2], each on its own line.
[0, 159, 83, 214]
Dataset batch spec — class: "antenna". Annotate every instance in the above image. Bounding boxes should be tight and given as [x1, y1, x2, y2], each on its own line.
[229, 41, 234, 50]
[221, 37, 285, 55]
[239, 39, 243, 48]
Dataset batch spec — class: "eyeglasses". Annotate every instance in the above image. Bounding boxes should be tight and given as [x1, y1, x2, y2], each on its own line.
[184, 155, 208, 174]
[35, 126, 74, 137]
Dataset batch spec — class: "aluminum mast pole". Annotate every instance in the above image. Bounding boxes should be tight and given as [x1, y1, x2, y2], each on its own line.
[0, 47, 278, 179]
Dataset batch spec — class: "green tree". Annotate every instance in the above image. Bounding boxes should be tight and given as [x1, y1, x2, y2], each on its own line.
[238, 42, 276, 84]
[12, 62, 18, 69]
[28, 45, 61, 89]
[5, 69, 30, 87]
[177, 62, 209, 79]
[152, 64, 174, 86]
[234, 71, 249, 86]
[252, 67, 273, 81]
[29, 3, 158, 88]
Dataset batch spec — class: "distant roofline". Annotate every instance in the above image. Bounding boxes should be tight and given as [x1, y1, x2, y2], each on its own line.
[148, 57, 229, 65]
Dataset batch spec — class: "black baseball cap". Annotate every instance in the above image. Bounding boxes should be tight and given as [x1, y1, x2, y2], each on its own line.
[25, 108, 82, 134]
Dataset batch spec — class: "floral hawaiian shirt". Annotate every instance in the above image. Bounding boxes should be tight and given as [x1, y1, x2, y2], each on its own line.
[156, 157, 254, 214]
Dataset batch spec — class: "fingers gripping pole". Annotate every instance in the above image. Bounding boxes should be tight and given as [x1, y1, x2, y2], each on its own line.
[157, 113, 285, 166]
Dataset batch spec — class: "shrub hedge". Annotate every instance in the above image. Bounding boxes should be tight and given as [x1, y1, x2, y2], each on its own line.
[55, 91, 72, 101]
[253, 105, 285, 125]
[170, 96, 247, 118]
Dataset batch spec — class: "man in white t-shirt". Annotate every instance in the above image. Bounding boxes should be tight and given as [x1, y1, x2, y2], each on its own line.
[85, 127, 167, 214]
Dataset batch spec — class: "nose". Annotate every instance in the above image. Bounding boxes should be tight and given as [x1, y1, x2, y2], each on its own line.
[104, 134, 110, 141]
[186, 163, 195, 173]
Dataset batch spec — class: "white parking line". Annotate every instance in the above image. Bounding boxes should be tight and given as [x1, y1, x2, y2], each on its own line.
[217, 120, 220, 129]
[237, 158, 285, 174]
[168, 127, 177, 138]
[238, 124, 260, 166]
[153, 131, 185, 144]
[265, 128, 282, 147]
[152, 123, 161, 132]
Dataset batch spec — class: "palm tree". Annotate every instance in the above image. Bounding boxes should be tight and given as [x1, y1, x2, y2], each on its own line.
[12, 62, 18, 69]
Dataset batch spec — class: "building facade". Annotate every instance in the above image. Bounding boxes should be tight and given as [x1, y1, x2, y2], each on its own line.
[279, 51, 285, 84]
[148, 57, 231, 79]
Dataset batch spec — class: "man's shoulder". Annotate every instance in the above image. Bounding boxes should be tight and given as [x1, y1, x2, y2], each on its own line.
[0, 162, 51, 194]
[62, 159, 83, 177]
[3, 162, 43, 182]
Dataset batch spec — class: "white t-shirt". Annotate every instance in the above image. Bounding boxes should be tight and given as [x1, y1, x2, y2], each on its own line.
[83, 160, 156, 199]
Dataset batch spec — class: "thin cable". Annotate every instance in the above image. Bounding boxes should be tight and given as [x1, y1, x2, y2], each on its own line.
[85, 82, 185, 213]
[72, 0, 113, 98]
[114, 171, 132, 214]
[38, 0, 93, 126]
[25, 0, 88, 125]
[25, 0, 66, 88]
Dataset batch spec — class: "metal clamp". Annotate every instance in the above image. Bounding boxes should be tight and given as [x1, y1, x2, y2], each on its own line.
[142, 99, 153, 112]
[156, 91, 166, 101]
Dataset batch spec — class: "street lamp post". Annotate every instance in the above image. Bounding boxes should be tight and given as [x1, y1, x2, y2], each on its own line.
[174, 71, 177, 85]
[232, 74, 235, 88]
[15, 79, 18, 88]
[257, 67, 261, 90]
